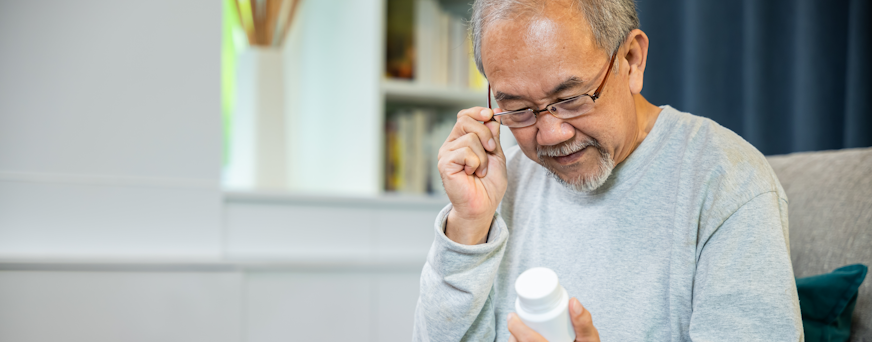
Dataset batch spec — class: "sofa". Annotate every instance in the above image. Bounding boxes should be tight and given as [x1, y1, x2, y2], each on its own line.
[767, 147, 872, 341]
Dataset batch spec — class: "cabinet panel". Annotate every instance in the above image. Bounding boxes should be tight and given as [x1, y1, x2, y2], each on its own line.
[0, 271, 242, 342]
[374, 207, 442, 261]
[0, 181, 221, 258]
[375, 272, 422, 341]
[245, 272, 374, 342]
[226, 202, 374, 259]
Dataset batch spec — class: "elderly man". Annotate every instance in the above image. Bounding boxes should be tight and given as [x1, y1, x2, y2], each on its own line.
[413, 0, 803, 341]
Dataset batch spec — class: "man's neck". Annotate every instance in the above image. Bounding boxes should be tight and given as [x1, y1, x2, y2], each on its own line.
[632, 93, 662, 152]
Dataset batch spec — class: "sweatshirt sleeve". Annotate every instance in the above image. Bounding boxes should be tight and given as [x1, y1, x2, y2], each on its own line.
[413, 203, 510, 342]
[689, 191, 804, 341]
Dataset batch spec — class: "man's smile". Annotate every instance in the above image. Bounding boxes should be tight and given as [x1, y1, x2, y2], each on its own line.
[552, 145, 588, 165]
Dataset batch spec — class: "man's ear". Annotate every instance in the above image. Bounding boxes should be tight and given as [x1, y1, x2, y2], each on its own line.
[623, 29, 649, 95]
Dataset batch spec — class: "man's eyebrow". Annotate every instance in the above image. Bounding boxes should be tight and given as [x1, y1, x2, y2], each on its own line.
[547, 76, 585, 96]
[493, 76, 586, 102]
[494, 91, 524, 102]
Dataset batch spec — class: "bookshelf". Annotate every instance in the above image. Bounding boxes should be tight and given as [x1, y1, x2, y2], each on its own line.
[382, 0, 494, 196]
[274, 0, 493, 197]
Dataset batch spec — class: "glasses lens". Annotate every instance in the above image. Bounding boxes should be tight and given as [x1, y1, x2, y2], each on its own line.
[499, 110, 536, 128]
[551, 96, 595, 119]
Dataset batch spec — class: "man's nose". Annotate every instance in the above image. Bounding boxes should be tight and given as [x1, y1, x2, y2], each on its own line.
[536, 113, 575, 146]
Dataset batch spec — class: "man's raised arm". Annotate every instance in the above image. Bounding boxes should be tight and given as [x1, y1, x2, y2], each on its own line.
[413, 107, 510, 341]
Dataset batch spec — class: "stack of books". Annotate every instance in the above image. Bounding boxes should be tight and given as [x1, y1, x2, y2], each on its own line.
[385, 109, 456, 195]
[386, 0, 487, 89]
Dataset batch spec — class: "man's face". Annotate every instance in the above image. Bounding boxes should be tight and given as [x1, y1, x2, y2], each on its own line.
[481, 2, 640, 191]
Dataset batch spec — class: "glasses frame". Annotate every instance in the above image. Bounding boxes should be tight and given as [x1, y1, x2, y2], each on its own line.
[488, 51, 618, 126]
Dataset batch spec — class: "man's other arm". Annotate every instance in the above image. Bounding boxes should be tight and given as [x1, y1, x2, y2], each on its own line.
[690, 191, 804, 341]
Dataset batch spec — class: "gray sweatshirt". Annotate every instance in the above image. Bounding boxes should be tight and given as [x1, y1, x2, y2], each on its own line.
[413, 106, 803, 341]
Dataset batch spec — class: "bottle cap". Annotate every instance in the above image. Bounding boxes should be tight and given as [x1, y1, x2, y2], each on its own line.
[515, 267, 562, 314]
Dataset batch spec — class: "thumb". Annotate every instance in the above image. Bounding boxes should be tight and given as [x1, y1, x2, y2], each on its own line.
[483, 108, 503, 157]
[507, 313, 546, 342]
[570, 298, 600, 342]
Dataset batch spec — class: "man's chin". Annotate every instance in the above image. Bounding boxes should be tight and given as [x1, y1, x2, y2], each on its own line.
[542, 153, 615, 193]
[541, 149, 598, 177]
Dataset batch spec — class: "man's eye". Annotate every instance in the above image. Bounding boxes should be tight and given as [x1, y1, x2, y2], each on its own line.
[559, 96, 580, 104]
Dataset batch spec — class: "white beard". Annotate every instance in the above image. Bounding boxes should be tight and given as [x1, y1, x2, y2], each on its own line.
[537, 138, 615, 193]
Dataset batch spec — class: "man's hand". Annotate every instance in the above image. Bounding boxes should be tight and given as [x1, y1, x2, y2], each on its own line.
[507, 297, 600, 342]
[439, 107, 508, 245]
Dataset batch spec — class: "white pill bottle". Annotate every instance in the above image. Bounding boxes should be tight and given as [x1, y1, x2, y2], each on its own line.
[514, 267, 576, 342]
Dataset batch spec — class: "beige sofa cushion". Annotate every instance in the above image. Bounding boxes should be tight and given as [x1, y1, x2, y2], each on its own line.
[767, 147, 872, 341]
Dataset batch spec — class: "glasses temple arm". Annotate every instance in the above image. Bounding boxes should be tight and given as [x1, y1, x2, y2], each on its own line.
[487, 83, 492, 109]
[592, 51, 618, 99]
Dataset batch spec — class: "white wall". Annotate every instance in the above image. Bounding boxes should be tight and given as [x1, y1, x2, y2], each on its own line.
[0, 0, 223, 258]
[282, 0, 385, 196]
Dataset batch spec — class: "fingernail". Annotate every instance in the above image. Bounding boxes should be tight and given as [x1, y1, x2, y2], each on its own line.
[481, 167, 487, 177]
[480, 109, 490, 117]
[488, 139, 496, 150]
[507, 313, 514, 321]
[571, 298, 583, 315]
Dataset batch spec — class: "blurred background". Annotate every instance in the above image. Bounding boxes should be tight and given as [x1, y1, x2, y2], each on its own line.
[0, 0, 868, 341]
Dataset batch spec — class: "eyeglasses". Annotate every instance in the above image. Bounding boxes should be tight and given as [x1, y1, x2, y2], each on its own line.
[488, 51, 618, 128]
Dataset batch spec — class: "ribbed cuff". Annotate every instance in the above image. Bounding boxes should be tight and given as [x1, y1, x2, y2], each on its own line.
[432, 203, 507, 255]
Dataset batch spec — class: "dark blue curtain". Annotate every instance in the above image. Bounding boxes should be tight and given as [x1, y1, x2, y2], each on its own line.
[637, 0, 872, 155]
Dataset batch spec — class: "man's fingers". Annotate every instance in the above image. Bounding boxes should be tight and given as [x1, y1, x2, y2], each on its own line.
[570, 298, 600, 342]
[438, 146, 481, 176]
[492, 107, 504, 125]
[483, 120, 502, 155]
[485, 107, 506, 157]
[444, 133, 490, 177]
[457, 106, 494, 122]
[451, 109, 497, 153]
[507, 313, 546, 342]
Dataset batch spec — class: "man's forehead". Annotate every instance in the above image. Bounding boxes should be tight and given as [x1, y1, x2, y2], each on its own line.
[481, 7, 600, 74]
[524, 17, 560, 46]
[482, 12, 604, 100]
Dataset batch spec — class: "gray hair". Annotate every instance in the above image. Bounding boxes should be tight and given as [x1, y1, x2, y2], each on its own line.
[471, 0, 639, 78]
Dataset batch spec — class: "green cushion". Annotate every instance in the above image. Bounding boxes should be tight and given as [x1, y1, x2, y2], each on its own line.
[796, 264, 868, 342]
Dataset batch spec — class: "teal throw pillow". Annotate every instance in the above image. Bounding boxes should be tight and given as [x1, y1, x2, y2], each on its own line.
[796, 264, 868, 342]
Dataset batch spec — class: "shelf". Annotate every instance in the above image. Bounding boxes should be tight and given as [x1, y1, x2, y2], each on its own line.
[382, 79, 487, 108]
[224, 190, 449, 210]
[0, 256, 426, 272]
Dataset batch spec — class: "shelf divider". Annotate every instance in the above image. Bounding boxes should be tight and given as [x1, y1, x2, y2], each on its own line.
[382, 79, 487, 108]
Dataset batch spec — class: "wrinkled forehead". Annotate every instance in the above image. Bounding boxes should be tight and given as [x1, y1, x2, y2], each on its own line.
[481, 11, 604, 95]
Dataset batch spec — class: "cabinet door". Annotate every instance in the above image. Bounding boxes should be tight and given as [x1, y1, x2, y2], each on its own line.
[0, 271, 242, 342]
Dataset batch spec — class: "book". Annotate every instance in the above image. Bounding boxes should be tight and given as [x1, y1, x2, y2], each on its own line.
[414, 0, 436, 84]
[385, 108, 457, 194]
[386, 0, 415, 79]
[427, 116, 455, 195]
[409, 0, 483, 88]
[448, 15, 469, 88]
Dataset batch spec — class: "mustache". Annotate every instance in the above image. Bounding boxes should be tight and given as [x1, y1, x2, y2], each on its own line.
[536, 138, 603, 159]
